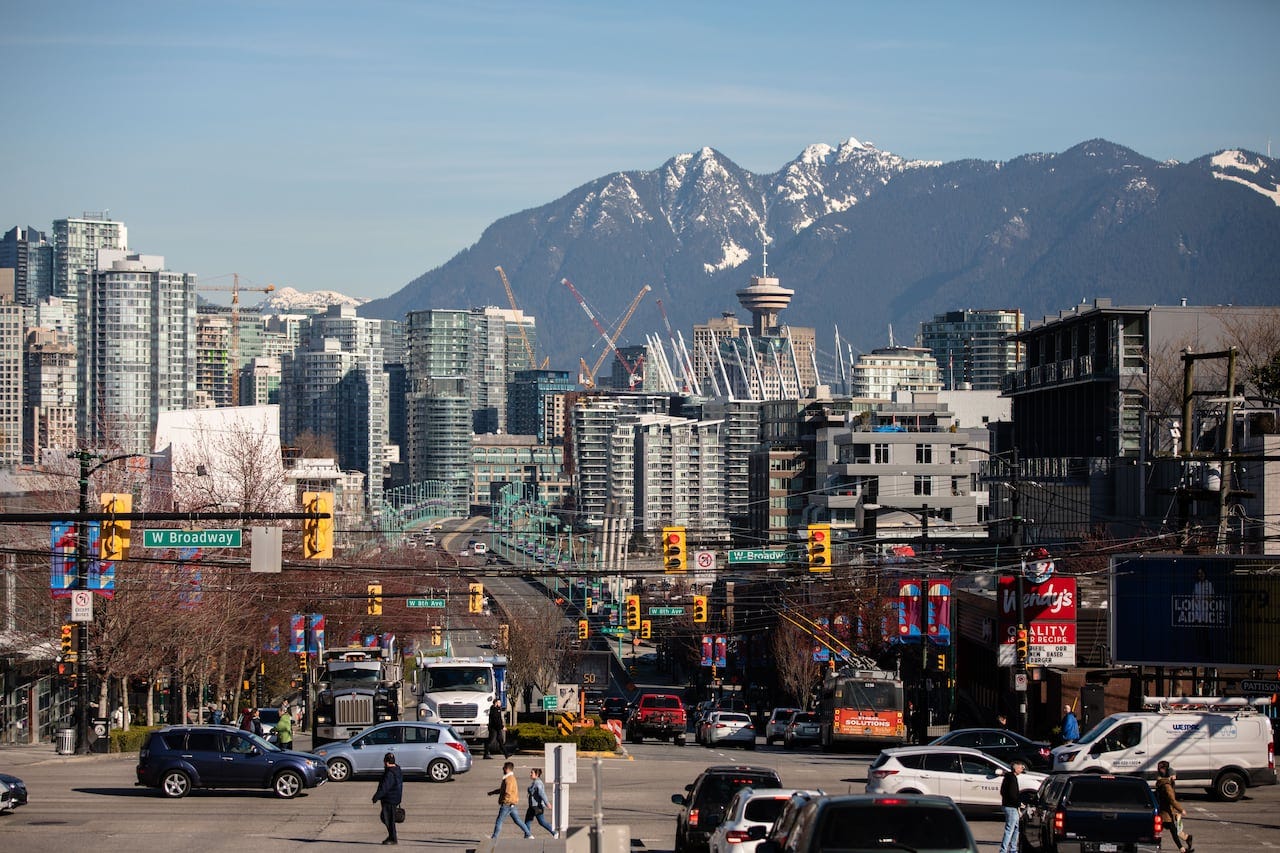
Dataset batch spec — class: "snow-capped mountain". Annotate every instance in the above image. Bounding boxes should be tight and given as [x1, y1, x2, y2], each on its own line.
[261, 286, 370, 315]
[363, 137, 1280, 370]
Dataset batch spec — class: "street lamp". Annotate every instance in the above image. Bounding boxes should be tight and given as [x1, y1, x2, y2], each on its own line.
[69, 450, 152, 754]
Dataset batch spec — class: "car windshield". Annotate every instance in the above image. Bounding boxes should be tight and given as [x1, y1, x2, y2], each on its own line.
[1073, 719, 1111, 746]
[743, 797, 791, 823]
[329, 669, 382, 690]
[820, 802, 970, 850]
[425, 666, 493, 692]
[243, 730, 281, 752]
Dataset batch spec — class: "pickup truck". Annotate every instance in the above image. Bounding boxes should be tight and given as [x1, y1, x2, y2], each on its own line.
[626, 692, 688, 745]
[1020, 773, 1162, 853]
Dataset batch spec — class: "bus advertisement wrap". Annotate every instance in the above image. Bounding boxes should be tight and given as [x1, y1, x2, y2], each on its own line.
[1110, 554, 1280, 668]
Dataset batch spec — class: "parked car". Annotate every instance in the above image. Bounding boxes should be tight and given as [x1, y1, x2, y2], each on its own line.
[782, 711, 820, 750]
[754, 793, 978, 853]
[700, 711, 757, 750]
[865, 745, 1046, 815]
[1021, 772, 1163, 852]
[707, 787, 817, 853]
[310, 721, 472, 783]
[136, 725, 327, 799]
[763, 708, 801, 746]
[930, 727, 1053, 771]
[673, 765, 784, 853]
[0, 771, 28, 813]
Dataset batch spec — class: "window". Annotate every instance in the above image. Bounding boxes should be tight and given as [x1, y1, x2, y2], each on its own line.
[914, 476, 932, 496]
[873, 443, 890, 464]
[915, 444, 933, 464]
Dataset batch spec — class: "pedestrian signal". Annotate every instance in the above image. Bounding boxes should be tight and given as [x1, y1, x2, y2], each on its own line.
[469, 582, 485, 614]
[367, 583, 383, 616]
[577, 619, 589, 640]
[807, 523, 831, 571]
[302, 491, 334, 559]
[661, 526, 686, 573]
[692, 594, 708, 623]
[99, 493, 132, 560]
[625, 594, 641, 631]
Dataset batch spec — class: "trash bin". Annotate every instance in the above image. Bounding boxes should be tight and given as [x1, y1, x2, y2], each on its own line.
[56, 727, 76, 755]
[90, 717, 110, 753]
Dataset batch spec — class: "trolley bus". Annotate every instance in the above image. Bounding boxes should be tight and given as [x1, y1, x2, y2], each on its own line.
[817, 666, 906, 751]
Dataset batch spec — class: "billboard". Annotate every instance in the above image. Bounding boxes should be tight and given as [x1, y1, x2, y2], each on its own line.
[1110, 554, 1280, 668]
[997, 576, 1077, 667]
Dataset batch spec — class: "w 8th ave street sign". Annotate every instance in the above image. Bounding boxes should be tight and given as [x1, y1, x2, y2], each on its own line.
[143, 529, 243, 548]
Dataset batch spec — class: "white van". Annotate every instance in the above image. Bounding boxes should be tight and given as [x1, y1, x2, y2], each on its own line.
[1050, 696, 1275, 801]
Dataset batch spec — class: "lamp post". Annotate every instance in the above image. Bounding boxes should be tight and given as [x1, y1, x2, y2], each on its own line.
[70, 449, 148, 755]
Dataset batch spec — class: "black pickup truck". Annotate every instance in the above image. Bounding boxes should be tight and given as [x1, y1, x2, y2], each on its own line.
[1021, 773, 1162, 853]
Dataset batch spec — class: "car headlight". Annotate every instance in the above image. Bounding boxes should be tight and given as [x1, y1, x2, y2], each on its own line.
[1057, 750, 1078, 762]
[313, 749, 328, 757]
[316, 715, 331, 725]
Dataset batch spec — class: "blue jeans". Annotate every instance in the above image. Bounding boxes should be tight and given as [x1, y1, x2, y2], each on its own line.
[492, 803, 532, 839]
[1000, 806, 1020, 853]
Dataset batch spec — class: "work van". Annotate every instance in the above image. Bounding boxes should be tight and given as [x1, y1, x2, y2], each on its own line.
[1050, 696, 1275, 801]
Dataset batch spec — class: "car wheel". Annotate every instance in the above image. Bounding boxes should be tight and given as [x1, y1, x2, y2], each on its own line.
[675, 735, 687, 746]
[273, 769, 304, 799]
[1214, 769, 1247, 801]
[746, 740, 756, 750]
[160, 769, 191, 798]
[327, 758, 352, 782]
[628, 730, 642, 744]
[427, 758, 453, 783]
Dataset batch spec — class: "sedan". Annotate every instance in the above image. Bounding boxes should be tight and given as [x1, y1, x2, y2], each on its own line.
[0, 771, 28, 812]
[701, 711, 757, 750]
[782, 712, 820, 749]
[865, 745, 1046, 815]
[709, 787, 818, 853]
[310, 721, 472, 783]
[763, 708, 801, 746]
[929, 727, 1053, 771]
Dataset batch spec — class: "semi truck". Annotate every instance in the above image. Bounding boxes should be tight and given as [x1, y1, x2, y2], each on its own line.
[311, 643, 403, 746]
[416, 655, 507, 744]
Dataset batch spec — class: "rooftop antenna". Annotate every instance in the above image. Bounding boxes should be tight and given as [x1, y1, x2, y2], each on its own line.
[888, 324, 895, 348]
[761, 234, 769, 278]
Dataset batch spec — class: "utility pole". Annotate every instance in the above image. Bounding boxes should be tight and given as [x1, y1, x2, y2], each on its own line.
[1010, 447, 1028, 736]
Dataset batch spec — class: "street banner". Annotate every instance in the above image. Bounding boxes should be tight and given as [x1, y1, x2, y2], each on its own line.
[50, 521, 76, 597]
[177, 547, 202, 609]
[701, 635, 713, 667]
[811, 641, 830, 662]
[265, 622, 281, 654]
[308, 613, 326, 651]
[894, 578, 923, 642]
[289, 614, 305, 653]
[927, 579, 952, 644]
[714, 635, 727, 668]
[86, 523, 115, 599]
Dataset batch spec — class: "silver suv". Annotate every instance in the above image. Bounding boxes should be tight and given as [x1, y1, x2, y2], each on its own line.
[310, 721, 472, 783]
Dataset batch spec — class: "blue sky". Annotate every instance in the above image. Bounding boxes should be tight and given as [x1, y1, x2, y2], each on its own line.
[4, 0, 1277, 300]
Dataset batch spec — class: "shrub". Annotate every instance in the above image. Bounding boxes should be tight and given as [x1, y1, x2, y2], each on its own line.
[109, 725, 161, 754]
[508, 722, 618, 753]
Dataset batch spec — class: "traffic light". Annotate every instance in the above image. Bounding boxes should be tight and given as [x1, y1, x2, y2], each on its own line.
[807, 523, 832, 571]
[469, 582, 484, 614]
[661, 526, 687, 573]
[302, 491, 334, 559]
[430, 625, 442, 646]
[60, 623, 73, 656]
[297, 652, 308, 672]
[585, 596, 593, 612]
[367, 583, 383, 616]
[577, 619, 589, 640]
[99, 492, 132, 561]
[640, 619, 651, 640]
[625, 594, 641, 631]
[935, 651, 948, 672]
[1015, 626, 1029, 669]
[692, 594, 708, 623]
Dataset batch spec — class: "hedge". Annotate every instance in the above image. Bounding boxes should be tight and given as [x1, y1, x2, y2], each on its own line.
[509, 722, 618, 752]
[109, 725, 162, 754]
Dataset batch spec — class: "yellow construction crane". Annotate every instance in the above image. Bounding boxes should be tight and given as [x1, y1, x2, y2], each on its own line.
[198, 274, 276, 406]
[494, 265, 548, 369]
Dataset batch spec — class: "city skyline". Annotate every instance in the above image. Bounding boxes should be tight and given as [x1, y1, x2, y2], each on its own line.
[3, 0, 1277, 301]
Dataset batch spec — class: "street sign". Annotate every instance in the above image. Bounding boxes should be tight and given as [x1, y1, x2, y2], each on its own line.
[600, 626, 628, 636]
[649, 606, 685, 616]
[727, 548, 788, 564]
[694, 550, 716, 571]
[1241, 679, 1280, 695]
[1013, 672, 1028, 692]
[541, 695, 557, 711]
[71, 590, 93, 623]
[143, 529, 243, 548]
[406, 598, 447, 608]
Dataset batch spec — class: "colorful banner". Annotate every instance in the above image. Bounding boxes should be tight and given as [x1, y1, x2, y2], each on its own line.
[86, 523, 115, 599]
[894, 578, 923, 642]
[714, 634, 727, 668]
[177, 547, 202, 609]
[50, 522, 77, 597]
[927, 579, 952, 644]
[700, 635, 713, 667]
[308, 613, 326, 652]
[265, 623, 281, 654]
[289, 614, 306, 653]
[833, 614, 851, 639]
[811, 641, 831, 662]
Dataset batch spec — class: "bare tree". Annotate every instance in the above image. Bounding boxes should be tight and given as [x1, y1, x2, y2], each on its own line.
[501, 600, 574, 713]
[772, 622, 823, 708]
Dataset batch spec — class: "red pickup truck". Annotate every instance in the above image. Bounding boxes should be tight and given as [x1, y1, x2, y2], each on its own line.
[626, 693, 688, 745]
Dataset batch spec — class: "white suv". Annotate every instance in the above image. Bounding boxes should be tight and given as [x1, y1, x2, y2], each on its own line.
[865, 745, 1045, 815]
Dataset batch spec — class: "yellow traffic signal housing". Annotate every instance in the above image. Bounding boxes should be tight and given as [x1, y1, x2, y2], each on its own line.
[431, 625, 443, 646]
[100, 493, 132, 560]
[640, 619, 651, 640]
[367, 583, 383, 616]
[625, 594, 641, 631]
[1015, 627, 1029, 668]
[692, 594, 708, 623]
[577, 619, 589, 640]
[297, 652, 308, 672]
[807, 523, 832, 571]
[935, 651, 948, 671]
[60, 623, 74, 655]
[469, 582, 485, 614]
[662, 526, 687, 573]
[585, 596, 593, 611]
[302, 491, 334, 559]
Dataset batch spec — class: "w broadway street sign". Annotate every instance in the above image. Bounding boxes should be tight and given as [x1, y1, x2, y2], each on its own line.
[727, 548, 789, 564]
[143, 529, 243, 549]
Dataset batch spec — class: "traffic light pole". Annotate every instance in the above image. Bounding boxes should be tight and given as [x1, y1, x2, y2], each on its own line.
[1010, 448, 1028, 735]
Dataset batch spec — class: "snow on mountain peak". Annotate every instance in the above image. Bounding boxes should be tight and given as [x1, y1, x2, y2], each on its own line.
[262, 286, 370, 314]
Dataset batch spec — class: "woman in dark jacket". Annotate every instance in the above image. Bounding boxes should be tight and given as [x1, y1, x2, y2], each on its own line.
[1155, 761, 1192, 853]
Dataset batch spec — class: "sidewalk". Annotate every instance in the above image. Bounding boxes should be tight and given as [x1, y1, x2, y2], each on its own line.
[0, 739, 122, 768]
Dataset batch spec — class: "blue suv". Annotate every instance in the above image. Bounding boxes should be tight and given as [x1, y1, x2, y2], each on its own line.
[136, 725, 326, 799]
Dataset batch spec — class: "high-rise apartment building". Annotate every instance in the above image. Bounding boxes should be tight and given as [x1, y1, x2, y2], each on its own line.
[195, 312, 233, 407]
[24, 326, 77, 463]
[53, 213, 127, 304]
[0, 302, 24, 465]
[850, 346, 943, 399]
[919, 308, 1023, 390]
[568, 393, 675, 527]
[507, 369, 576, 442]
[239, 357, 281, 407]
[79, 251, 196, 454]
[629, 413, 728, 544]
[0, 226, 53, 305]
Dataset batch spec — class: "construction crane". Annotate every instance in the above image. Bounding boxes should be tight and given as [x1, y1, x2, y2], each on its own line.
[494, 266, 548, 369]
[561, 279, 649, 388]
[586, 283, 651, 384]
[198, 274, 276, 406]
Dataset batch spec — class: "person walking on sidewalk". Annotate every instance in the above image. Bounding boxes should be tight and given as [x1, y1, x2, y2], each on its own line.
[1060, 703, 1080, 742]
[274, 706, 293, 748]
[372, 752, 403, 845]
[488, 761, 533, 840]
[483, 698, 509, 759]
[526, 767, 558, 838]
[1156, 761, 1194, 853]
[999, 759, 1026, 853]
